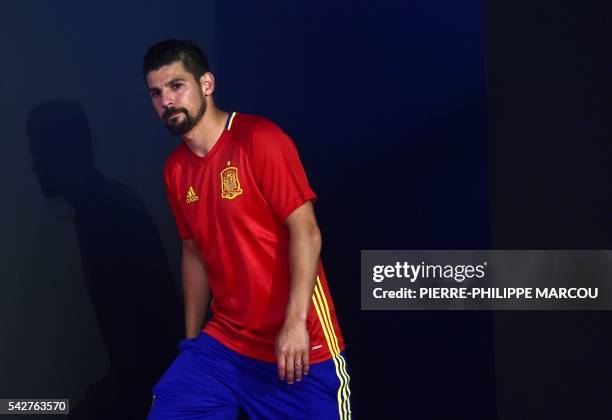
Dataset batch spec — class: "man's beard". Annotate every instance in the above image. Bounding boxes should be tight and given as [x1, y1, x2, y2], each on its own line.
[163, 97, 206, 136]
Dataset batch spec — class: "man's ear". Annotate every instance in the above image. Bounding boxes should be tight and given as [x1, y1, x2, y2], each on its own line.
[199, 72, 215, 96]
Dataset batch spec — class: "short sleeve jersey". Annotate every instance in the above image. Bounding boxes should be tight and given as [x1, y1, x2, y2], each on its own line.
[163, 112, 345, 363]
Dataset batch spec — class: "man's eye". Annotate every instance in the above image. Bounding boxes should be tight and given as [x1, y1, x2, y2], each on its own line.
[171, 84, 182, 90]
[150, 91, 160, 98]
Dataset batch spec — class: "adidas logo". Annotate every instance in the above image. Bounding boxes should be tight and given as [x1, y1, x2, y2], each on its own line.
[186, 186, 199, 204]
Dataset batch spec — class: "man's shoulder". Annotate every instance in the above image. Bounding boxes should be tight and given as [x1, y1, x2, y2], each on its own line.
[232, 113, 280, 138]
[233, 113, 290, 150]
[163, 142, 188, 175]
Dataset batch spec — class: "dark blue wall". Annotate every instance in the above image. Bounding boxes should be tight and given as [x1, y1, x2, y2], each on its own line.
[488, 1, 612, 418]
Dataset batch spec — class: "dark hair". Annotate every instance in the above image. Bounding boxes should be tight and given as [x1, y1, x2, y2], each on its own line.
[142, 39, 211, 83]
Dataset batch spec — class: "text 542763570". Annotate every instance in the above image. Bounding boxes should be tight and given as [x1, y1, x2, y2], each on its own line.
[0, 399, 69, 415]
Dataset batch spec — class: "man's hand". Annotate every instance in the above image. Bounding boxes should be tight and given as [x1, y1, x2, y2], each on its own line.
[275, 318, 310, 384]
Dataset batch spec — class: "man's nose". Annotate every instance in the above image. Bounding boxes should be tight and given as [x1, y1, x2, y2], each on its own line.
[162, 91, 175, 108]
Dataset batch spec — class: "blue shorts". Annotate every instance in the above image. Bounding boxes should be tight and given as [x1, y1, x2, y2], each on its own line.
[147, 332, 352, 419]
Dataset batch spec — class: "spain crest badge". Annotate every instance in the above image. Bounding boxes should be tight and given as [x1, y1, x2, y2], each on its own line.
[220, 163, 243, 199]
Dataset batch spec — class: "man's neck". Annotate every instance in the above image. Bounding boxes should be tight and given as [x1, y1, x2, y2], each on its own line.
[181, 106, 229, 158]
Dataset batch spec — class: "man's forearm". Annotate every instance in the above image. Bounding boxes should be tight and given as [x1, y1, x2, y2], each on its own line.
[285, 221, 321, 322]
[276, 202, 322, 383]
[181, 240, 210, 339]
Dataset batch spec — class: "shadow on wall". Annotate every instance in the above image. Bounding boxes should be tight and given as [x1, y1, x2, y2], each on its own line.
[27, 100, 183, 419]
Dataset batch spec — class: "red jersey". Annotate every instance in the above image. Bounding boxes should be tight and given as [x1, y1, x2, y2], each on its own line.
[163, 112, 345, 363]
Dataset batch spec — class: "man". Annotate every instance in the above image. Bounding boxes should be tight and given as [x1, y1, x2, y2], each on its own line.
[143, 39, 351, 419]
